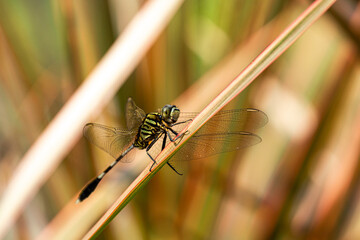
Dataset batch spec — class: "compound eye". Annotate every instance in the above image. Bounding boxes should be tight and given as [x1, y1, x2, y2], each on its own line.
[170, 108, 180, 122]
[162, 105, 171, 118]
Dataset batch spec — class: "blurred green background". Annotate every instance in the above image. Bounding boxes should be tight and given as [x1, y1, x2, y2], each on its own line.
[0, 0, 359, 239]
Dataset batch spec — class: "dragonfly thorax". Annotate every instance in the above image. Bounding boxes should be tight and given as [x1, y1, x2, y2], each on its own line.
[133, 104, 180, 150]
[134, 112, 165, 149]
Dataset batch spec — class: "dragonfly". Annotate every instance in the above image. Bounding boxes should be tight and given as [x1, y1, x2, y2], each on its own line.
[76, 98, 268, 203]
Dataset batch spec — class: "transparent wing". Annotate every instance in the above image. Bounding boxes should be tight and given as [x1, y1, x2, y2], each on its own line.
[175, 109, 268, 134]
[148, 131, 262, 163]
[147, 108, 267, 162]
[83, 123, 137, 162]
[126, 98, 146, 131]
[171, 131, 261, 161]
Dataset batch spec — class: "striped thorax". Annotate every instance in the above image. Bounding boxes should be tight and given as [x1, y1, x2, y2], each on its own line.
[134, 104, 180, 149]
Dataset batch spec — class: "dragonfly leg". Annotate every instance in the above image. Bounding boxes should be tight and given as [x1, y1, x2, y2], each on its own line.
[160, 131, 183, 175]
[167, 128, 188, 146]
[162, 131, 167, 150]
[167, 161, 183, 175]
[147, 151, 157, 172]
[167, 119, 192, 144]
[146, 132, 164, 172]
[171, 119, 192, 127]
[168, 127, 178, 136]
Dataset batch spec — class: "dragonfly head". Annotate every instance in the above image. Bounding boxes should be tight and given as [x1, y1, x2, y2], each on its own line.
[161, 104, 180, 124]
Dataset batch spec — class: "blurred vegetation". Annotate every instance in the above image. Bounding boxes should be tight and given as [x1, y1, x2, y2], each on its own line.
[0, 0, 359, 239]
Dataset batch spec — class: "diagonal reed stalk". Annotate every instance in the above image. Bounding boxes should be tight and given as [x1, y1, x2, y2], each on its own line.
[83, 0, 337, 238]
[0, 0, 184, 238]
